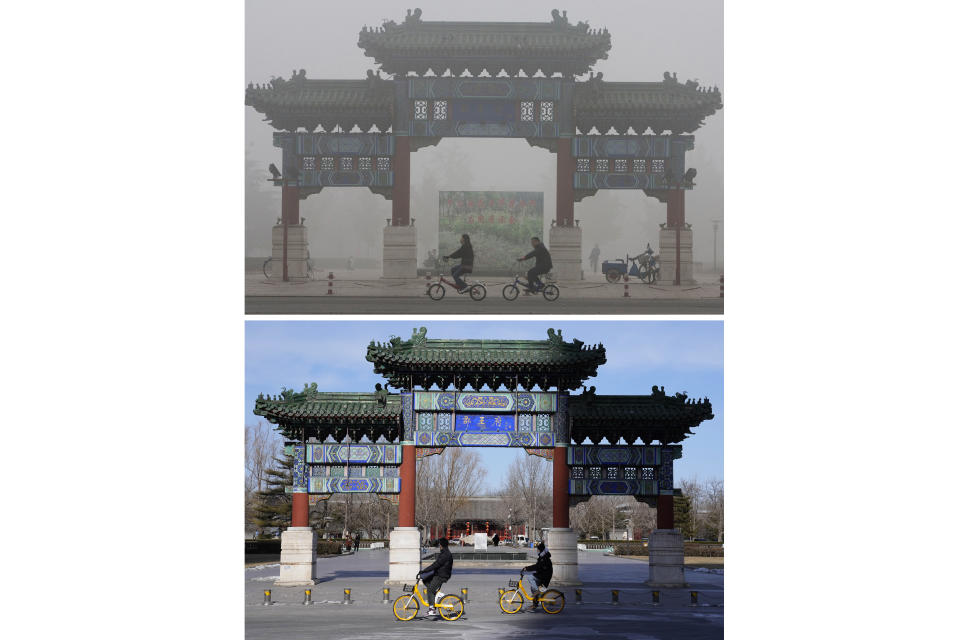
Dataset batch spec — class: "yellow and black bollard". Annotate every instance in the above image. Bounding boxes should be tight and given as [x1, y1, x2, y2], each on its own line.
[343, 588, 352, 605]
[460, 587, 469, 603]
[611, 589, 620, 605]
[690, 590, 699, 606]
[262, 589, 272, 606]
[303, 589, 312, 605]
[575, 588, 583, 605]
[652, 590, 661, 605]
[382, 587, 390, 604]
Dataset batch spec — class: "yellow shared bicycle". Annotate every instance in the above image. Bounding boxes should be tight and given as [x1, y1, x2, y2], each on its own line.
[498, 570, 565, 614]
[392, 578, 464, 621]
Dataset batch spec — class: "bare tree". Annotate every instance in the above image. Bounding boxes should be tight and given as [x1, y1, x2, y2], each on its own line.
[246, 422, 281, 493]
[498, 452, 551, 541]
[416, 449, 487, 542]
[569, 496, 655, 540]
[702, 479, 724, 542]
[678, 477, 705, 540]
[570, 498, 605, 538]
[245, 422, 281, 533]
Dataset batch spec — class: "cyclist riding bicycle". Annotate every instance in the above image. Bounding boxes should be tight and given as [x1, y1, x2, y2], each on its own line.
[522, 541, 553, 611]
[516, 237, 552, 294]
[417, 537, 453, 618]
[443, 234, 474, 292]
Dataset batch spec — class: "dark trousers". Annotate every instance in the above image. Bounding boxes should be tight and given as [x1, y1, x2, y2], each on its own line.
[527, 266, 549, 290]
[426, 575, 447, 606]
[451, 264, 472, 289]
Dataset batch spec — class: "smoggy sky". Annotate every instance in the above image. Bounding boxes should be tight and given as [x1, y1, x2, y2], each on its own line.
[245, 0, 723, 265]
[246, 320, 723, 492]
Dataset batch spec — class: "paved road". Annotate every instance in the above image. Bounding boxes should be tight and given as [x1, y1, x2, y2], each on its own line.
[245, 551, 723, 639]
[245, 296, 723, 315]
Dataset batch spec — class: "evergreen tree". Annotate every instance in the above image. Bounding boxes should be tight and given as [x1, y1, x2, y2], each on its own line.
[251, 453, 294, 536]
[251, 451, 329, 536]
[673, 495, 695, 540]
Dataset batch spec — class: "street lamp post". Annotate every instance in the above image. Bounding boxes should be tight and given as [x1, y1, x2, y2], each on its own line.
[711, 219, 723, 272]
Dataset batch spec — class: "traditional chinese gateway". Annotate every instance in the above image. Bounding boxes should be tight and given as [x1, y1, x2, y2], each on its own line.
[246, 9, 722, 284]
[254, 328, 714, 587]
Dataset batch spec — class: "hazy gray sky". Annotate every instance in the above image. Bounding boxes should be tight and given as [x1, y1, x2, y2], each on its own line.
[245, 0, 723, 264]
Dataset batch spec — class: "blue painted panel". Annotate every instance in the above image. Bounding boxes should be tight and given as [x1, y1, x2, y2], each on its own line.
[451, 99, 515, 123]
[454, 414, 516, 432]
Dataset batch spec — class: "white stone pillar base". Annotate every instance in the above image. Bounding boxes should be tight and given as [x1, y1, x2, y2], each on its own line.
[549, 226, 583, 281]
[382, 225, 417, 278]
[270, 225, 310, 281]
[647, 529, 686, 588]
[547, 527, 581, 586]
[658, 228, 696, 286]
[274, 526, 317, 586]
[385, 527, 421, 585]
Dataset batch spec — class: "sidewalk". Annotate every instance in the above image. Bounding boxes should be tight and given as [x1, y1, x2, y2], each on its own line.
[246, 550, 723, 640]
[245, 269, 723, 300]
[245, 548, 724, 605]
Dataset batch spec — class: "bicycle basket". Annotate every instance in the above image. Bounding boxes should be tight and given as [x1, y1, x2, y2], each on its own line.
[508, 580, 519, 588]
[402, 584, 414, 592]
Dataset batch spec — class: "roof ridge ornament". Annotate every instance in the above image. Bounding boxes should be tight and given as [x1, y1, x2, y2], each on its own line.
[409, 326, 428, 346]
[546, 327, 564, 348]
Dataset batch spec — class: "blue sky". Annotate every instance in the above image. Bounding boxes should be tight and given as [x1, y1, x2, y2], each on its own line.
[246, 320, 722, 490]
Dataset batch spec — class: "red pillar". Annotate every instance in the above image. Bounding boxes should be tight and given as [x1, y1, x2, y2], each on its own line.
[656, 495, 675, 529]
[398, 444, 416, 527]
[556, 138, 574, 227]
[552, 446, 570, 528]
[665, 189, 685, 228]
[292, 493, 309, 527]
[280, 184, 300, 282]
[392, 136, 410, 226]
[666, 189, 685, 286]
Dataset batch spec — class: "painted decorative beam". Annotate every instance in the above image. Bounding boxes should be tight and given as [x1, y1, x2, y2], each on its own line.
[413, 391, 557, 412]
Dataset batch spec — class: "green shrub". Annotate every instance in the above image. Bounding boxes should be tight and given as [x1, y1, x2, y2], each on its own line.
[685, 542, 724, 557]
[245, 539, 281, 554]
[610, 541, 724, 557]
[317, 540, 342, 555]
[612, 541, 648, 556]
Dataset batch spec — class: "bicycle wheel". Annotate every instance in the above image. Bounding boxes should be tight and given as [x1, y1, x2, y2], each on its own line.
[393, 595, 419, 621]
[499, 589, 523, 614]
[502, 284, 519, 301]
[469, 284, 487, 301]
[539, 589, 565, 614]
[605, 271, 621, 283]
[427, 283, 445, 301]
[438, 595, 464, 621]
[542, 284, 559, 301]
[262, 258, 272, 279]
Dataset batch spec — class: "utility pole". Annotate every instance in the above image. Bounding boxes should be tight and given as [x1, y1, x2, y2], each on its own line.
[711, 219, 723, 272]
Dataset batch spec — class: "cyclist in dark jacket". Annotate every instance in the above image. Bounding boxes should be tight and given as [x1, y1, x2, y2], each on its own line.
[418, 537, 453, 617]
[522, 541, 553, 611]
[517, 237, 552, 294]
[444, 234, 474, 291]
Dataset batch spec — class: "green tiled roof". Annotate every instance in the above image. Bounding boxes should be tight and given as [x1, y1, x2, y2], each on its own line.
[568, 390, 714, 444]
[574, 77, 723, 135]
[254, 389, 403, 441]
[245, 76, 393, 133]
[255, 391, 401, 422]
[357, 10, 611, 77]
[366, 328, 606, 391]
